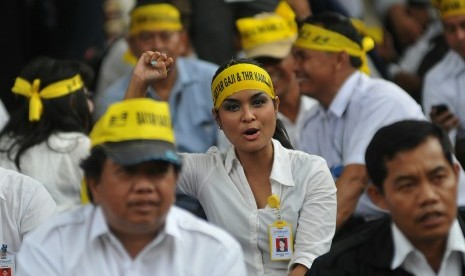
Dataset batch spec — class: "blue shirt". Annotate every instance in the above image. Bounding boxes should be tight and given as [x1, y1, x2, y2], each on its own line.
[94, 57, 219, 153]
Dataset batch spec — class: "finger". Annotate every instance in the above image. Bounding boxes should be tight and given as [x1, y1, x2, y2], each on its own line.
[165, 57, 174, 71]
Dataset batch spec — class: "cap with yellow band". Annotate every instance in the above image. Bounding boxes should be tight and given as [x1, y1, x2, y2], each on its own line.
[90, 98, 181, 166]
[211, 63, 275, 109]
[294, 23, 375, 75]
[129, 3, 182, 35]
[11, 74, 83, 122]
[236, 1, 297, 59]
[434, 0, 465, 18]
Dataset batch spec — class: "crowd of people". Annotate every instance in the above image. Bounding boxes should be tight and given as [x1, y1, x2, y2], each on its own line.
[2, 0, 465, 275]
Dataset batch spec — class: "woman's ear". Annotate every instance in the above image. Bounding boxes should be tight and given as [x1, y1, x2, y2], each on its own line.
[211, 108, 222, 129]
[274, 96, 280, 113]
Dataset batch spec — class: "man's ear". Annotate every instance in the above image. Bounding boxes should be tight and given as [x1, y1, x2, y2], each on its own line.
[367, 184, 389, 211]
[86, 178, 100, 204]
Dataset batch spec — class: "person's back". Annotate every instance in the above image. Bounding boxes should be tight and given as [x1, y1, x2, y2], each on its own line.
[0, 167, 56, 253]
[0, 57, 93, 212]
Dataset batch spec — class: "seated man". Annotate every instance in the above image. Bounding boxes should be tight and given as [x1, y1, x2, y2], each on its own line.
[16, 98, 246, 275]
[308, 120, 465, 275]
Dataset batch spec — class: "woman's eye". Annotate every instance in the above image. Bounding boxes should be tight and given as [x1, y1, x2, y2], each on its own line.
[224, 104, 239, 111]
[252, 98, 266, 106]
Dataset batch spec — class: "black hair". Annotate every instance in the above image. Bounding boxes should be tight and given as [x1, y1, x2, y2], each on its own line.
[0, 56, 93, 171]
[365, 120, 454, 191]
[212, 58, 293, 150]
[304, 12, 363, 69]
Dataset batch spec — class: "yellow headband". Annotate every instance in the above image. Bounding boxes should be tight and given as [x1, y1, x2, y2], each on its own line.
[294, 23, 375, 75]
[435, 0, 465, 18]
[129, 4, 182, 35]
[211, 63, 274, 109]
[90, 98, 175, 147]
[236, 1, 297, 50]
[350, 18, 383, 45]
[11, 74, 83, 122]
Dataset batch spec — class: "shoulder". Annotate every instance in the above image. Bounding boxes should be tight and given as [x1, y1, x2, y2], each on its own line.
[424, 50, 459, 84]
[169, 206, 241, 249]
[0, 167, 48, 197]
[178, 57, 218, 78]
[47, 132, 91, 153]
[276, 140, 328, 169]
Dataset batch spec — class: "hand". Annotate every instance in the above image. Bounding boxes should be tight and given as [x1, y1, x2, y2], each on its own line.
[430, 107, 459, 133]
[133, 51, 174, 84]
[288, 264, 308, 276]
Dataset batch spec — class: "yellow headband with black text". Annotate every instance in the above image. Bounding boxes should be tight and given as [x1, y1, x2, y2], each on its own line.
[211, 63, 274, 109]
[433, 0, 465, 18]
[294, 23, 375, 75]
[11, 74, 83, 122]
[129, 3, 182, 35]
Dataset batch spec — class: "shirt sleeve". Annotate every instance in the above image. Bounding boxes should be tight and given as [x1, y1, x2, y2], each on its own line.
[291, 157, 337, 269]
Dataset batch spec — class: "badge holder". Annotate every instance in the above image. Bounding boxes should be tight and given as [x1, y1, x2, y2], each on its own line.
[0, 244, 15, 275]
[267, 194, 293, 261]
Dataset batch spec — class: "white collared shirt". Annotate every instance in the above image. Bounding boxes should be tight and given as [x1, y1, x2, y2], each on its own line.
[0, 132, 91, 213]
[391, 220, 465, 276]
[423, 50, 465, 143]
[17, 205, 246, 275]
[298, 71, 426, 220]
[278, 95, 318, 149]
[0, 167, 56, 253]
[179, 139, 337, 275]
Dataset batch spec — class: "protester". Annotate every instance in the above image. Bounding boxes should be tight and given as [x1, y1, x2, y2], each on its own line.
[422, 0, 465, 169]
[124, 50, 337, 276]
[308, 120, 465, 275]
[293, 12, 426, 232]
[0, 57, 93, 212]
[16, 97, 247, 275]
[233, 1, 317, 149]
[0, 167, 56, 253]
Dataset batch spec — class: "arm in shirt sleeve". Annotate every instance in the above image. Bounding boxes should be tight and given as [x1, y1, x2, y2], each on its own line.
[291, 157, 337, 270]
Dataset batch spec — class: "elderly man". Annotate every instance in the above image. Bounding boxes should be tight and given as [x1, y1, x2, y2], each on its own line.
[308, 120, 465, 275]
[16, 98, 246, 275]
[293, 12, 426, 231]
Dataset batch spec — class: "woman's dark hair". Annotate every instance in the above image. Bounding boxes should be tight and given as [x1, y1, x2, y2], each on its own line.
[304, 12, 363, 69]
[212, 58, 294, 150]
[365, 120, 454, 191]
[0, 56, 93, 171]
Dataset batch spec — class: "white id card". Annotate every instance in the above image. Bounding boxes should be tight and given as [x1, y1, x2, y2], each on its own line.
[269, 220, 293, 261]
[0, 253, 15, 276]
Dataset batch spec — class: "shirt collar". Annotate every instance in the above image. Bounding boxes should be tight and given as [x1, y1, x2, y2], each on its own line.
[224, 139, 295, 187]
[327, 71, 361, 118]
[89, 206, 181, 242]
[391, 219, 465, 269]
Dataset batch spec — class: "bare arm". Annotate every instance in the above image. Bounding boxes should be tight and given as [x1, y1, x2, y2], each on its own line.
[288, 264, 308, 276]
[124, 51, 174, 99]
[335, 164, 369, 229]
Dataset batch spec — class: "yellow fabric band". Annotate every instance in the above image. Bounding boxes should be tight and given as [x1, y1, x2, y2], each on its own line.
[122, 49, 138, 66]
[11, 74, 83, 122]
[436, 0, 465, 18]
[90, 98, 175, 147]
[236, 1, 297, 50]
[294, 23, 375, 75]
[350, 18, 383, 45]
[129, 4, 182, 35]
[211, 63, 274, 109]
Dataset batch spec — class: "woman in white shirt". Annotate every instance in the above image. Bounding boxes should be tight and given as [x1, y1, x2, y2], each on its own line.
[0, 57, 93, 212]
[125, 51, 337, 276]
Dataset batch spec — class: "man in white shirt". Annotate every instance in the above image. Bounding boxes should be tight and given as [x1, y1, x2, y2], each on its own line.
[293, 12, 426, 231]
[423, 0, 465, 169]
[16, 98, 246, 276]
[308, 120, 465, 276]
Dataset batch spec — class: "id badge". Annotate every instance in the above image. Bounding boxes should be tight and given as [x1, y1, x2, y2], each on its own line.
[0, 244, 15, 275]
[268, 220, 293, 261]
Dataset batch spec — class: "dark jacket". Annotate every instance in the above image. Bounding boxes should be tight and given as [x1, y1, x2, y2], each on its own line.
[307, 217, 465, 276]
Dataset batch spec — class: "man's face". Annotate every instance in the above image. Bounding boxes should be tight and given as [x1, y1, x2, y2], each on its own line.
[378, 137, 458, 245]
[443, 14, 465, 59]
[89, 159, 178, 235]
[292, 46, 338, 103]
[128, 30, 187, 60]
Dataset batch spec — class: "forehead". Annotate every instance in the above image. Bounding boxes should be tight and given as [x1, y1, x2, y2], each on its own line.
[443, 14, 465, 27]
[384, 138, 449, 178]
